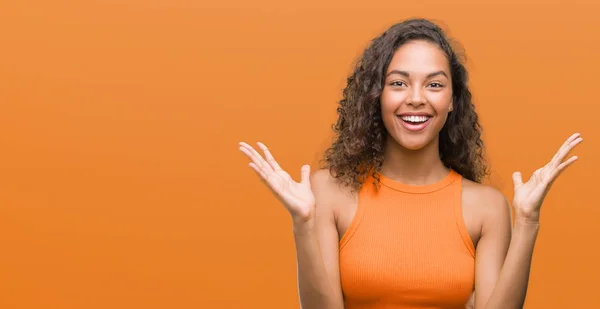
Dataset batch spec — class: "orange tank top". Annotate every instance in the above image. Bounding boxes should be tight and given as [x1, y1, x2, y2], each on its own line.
[339, 169, 475, 309]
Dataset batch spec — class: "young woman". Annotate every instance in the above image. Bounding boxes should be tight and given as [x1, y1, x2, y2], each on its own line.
[238, 18, 582, 309]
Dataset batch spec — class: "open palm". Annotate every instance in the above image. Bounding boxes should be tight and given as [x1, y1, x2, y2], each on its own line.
[512, 133, 583, 222]
[238, 141, 315, 221]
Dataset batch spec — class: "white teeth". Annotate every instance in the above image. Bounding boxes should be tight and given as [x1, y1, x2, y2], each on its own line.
[400, 115, 430, 123]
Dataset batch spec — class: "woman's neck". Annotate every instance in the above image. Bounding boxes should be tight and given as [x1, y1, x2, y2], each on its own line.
[379, 135, 450, 186]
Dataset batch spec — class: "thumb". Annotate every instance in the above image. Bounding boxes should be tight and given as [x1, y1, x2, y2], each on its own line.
[512, 171, 523, 188]
[300, 164, 311, 186]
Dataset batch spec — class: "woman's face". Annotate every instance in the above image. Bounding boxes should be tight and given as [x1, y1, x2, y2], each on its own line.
[380, 40, 453, 151]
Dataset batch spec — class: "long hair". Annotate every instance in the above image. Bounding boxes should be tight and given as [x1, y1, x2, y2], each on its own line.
[321, 18, 488, 191]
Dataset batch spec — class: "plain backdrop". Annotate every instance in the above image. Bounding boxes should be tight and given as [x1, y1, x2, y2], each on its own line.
[0, 0, 598, 308]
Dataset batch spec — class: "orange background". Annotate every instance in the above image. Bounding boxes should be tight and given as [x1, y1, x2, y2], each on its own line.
[1, 0, 599, 308]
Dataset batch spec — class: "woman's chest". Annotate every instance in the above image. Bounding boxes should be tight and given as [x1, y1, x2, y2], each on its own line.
[335, 192, 483, 250]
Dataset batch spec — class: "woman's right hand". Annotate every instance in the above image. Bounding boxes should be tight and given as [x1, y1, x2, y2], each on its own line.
[238, 141, 316, 223]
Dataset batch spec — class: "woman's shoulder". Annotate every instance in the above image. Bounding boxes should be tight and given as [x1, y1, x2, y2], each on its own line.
[461, 177, 511, 222]
[310, 169, 358, 212]
[310, 169, 357, 199]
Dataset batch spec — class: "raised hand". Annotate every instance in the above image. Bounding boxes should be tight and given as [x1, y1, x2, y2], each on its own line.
[512, 133, 583, 222]
[238, 141, 316, 222]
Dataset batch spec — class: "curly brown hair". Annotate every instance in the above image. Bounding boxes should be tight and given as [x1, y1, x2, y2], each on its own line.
[320, 18, 488, 191]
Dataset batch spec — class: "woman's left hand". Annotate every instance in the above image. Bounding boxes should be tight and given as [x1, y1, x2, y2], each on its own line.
[512, 133, 583, 223]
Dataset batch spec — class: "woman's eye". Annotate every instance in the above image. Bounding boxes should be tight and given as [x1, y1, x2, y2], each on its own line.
[391, 81, 406, 87]
[429, 82, 443, 88]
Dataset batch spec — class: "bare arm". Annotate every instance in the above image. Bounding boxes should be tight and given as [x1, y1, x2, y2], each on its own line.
[475, 133, 582, 309]
[479, 212, 539, 309]
[473, 189, 526, 309]
[294, 170, 345, 309]
[238, 142, 344, 309]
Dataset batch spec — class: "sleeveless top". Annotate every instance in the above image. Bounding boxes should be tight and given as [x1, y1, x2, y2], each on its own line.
[339, 169, 475, 309]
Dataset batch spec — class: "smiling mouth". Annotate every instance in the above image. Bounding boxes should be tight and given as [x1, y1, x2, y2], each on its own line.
[397, 115, 432, 124]
[395, 115, 433, 132]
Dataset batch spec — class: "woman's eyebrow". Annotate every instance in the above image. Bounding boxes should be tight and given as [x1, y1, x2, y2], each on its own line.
[386, 70, 448, 79]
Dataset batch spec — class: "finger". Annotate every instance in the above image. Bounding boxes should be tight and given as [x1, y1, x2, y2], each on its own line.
[557, 155, 579, 171]
[248, 162, 267, 180]
[239, 147, 274, 181]
[300, 164, 311, 186]
[249, 162, 281, 195]
[549, 135, 574, 165]
[256, 142, 283, 171]
[550, 133, 579, 163]
[238, 144, 263, 166]
[512, 171, 523, 188]
[554, 137, 582, 166]
[549, 155, 579, 180]
[550, 133, 582, 167]
[239, 142, 272, 172]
